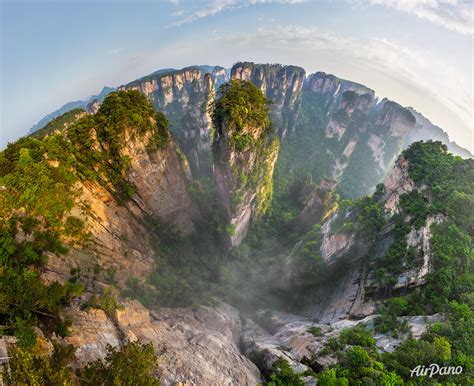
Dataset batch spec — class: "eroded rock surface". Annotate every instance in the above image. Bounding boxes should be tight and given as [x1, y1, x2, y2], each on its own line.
[62, 301, 262, 385]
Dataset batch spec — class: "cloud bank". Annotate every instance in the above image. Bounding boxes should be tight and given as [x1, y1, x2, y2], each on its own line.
[360, 0, 473, 36]
[169, 0, 306, 27]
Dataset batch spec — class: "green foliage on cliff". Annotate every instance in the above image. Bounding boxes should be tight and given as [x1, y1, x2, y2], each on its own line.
[368, 141, 473, 383]
[68, 90, 170, 200]
[0, 90, 171, 343]
[267, 358, 305, 386]
[0, 134, 86, 342]
[3, 341, 160, 385]
[80, 342, 160, 385]
[3, 341, 77, 385]
[211, 79, 271, 143]
[31, 108, 86, 139]
[211, 79, 279, 223]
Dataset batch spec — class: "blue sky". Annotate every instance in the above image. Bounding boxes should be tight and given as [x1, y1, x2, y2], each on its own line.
[1, 0, 472, 151]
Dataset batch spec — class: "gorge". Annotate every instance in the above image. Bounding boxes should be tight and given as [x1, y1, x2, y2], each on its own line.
[1, 62, 473, 385]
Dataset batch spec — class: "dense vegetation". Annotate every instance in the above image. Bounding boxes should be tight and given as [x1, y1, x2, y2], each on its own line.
[1, 68, 472, 386]
[264, 141, 472, 385]
[211, 79, 271, 148]
[211, 79, 280, 217]
[31, 108, 86, 139]
[0, 90, 170, 346]
[3, 341, 159, 385]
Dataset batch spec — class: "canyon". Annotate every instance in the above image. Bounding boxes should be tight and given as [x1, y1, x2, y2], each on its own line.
[2, 62, 472, 384]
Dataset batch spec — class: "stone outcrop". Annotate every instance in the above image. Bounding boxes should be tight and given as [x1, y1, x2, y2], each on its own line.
[123, 66, 221, 176]
[42, 114, 199, 287]
[231, 62, 306, 137]
[214, 133, 279, 248]
[241, 309, 443, 376]
[394, 214, 445, 289]
[304, 72, 374, 115]
[382, 155, 415, 215]
[61, 300, 262, 385]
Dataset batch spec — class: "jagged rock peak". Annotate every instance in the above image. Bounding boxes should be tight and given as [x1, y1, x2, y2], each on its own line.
[231, 62, 306, 137]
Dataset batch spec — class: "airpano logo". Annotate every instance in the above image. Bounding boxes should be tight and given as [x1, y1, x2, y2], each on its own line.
[410, 364, 463, 378]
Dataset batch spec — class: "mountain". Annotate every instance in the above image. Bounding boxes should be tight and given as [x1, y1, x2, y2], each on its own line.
[28, 86, 116, 134]
[1, 63, 473, 385]
[30, 62, 471, 194]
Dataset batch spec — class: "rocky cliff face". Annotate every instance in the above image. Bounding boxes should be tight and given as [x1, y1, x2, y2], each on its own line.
[231, 62, 306, 137]
[31, 62, 471, 196]
[280, 152, 441, 324]
[40, 93, 199, 288]
[294, 77, 418, 198]
[304, 72, 374, 116]
[213, 120, 279, 248]
[122, 66, 224, 176]
[61, 300, 262, 385]
[290, 178, 338, 234]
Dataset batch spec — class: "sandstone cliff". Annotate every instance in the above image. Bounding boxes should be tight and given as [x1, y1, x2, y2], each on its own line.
[61, 300, 262, 385]
[30, 62, 471, 199]
[122, 66, 222, 176]
[40, 91, 199, 288]
[212, 80, 280, 248]
[231, 62, 306, 138]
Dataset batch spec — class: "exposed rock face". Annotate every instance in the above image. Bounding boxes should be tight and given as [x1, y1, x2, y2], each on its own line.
[122, 128, 198, 235]
[42, 180, 156, 287]
[42, 120, 199, 287]
[241, 309, 443, 376]
[231, 62, 306, 137]
[62, 307, 121, 366]
[295, 74, 420, 198]
[86, 99, 100, 114]
[30, 62, 471, 199]
[304, 72, 374, 115]
[394, 214, 445, 289]
[376, 99, 417, 138]
[291, 178, 338, 234]
[214, 134, 279, 248]
[325, 90, 374, 141]
[320, 215, 355, 263]
[382, 155, 415, 215]
[123, 66, 225, 176]
[62, 300, 262, 385]
[212, 78, 280, 247]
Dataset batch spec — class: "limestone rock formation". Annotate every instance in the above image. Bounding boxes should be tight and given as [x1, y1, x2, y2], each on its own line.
[123, 66, 224, 176]
[62, 300, 262, 385]
[231, 62, 306, 137]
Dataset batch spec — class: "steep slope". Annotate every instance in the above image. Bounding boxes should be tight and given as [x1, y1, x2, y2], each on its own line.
[0, 90, 200, 323]
[279, 76, 419, 199]
[122, 65, 228, 176]
[231, 62, 306, 137]
[212, 80, 280, 247]
[28, 86, 115, 134]
[29, 62, 471, 198]
[238, 141, 472, 384]
[283, 141, 472, 321]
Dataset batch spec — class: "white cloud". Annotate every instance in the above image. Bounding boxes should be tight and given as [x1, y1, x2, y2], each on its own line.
[358, 0, 474, 36]
[168, 0, 306, 27]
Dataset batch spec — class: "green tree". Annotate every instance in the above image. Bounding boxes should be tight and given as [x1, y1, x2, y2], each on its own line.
[80, 341, 160, 385]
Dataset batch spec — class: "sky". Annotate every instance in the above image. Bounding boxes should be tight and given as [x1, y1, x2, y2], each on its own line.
[1, 0, 473, 151]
